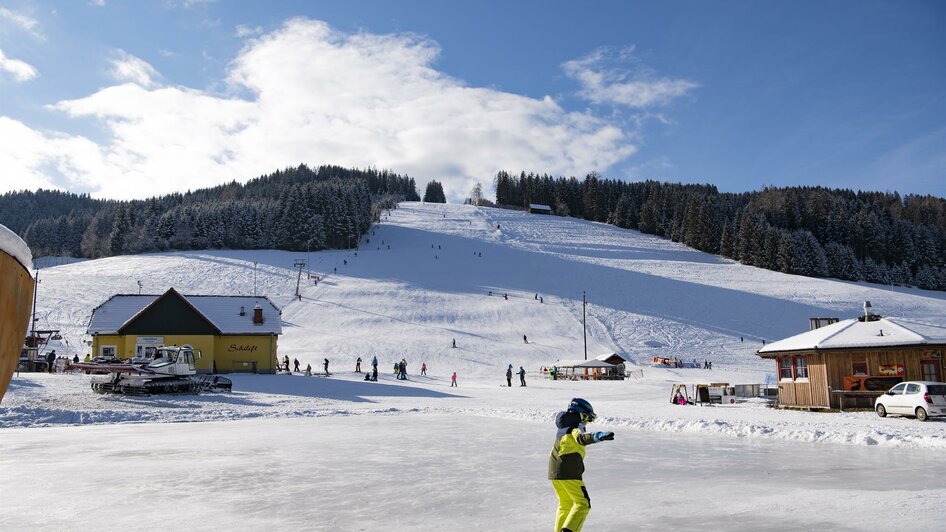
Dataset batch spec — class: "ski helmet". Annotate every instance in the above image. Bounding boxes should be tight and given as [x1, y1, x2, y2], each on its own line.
[568, 397, 596, 423]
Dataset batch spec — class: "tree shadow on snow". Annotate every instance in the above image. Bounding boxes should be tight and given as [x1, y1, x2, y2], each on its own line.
[228, 374, 465, 402]
[6, 378, 45, 389]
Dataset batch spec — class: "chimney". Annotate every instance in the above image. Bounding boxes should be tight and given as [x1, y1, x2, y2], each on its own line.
[864, 301, 872, 320]
[253, 304, 263, 325]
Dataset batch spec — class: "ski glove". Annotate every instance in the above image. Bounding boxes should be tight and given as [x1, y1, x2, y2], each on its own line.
[593, 431, 615, 442]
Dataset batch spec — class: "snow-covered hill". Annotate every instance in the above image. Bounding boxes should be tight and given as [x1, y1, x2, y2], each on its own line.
[31, 202, 946, 376]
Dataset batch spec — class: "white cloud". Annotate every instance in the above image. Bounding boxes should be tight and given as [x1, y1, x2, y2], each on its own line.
[234, 24, 263, 38]
[0, 117, 107, 193]
[0, 7, 44, 40]
[108, 50, 159, 87]
[90, 0, 107, 7]
[0, 18, 639, 200]
[0, 48, 38, 81]
[563, 46, 698, 108]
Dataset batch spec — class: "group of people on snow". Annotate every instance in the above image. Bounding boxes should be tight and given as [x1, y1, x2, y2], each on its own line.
[283, 355, 330, 376]
[395, 359, 409, 379]
[506, 364, 527, 387]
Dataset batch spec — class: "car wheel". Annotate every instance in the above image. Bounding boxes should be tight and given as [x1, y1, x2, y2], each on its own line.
[915, 407, 929, 422]
[875, 404, 887, 418]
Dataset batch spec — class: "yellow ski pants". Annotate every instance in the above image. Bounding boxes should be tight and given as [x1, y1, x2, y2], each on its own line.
[551, 479, 590, 532]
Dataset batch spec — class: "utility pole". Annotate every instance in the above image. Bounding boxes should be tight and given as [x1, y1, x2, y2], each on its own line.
[294, 259, 306, 299]
[137, 280, 142, 295]
[583, 290, 588, 361]
[306, 239, 311, 279]
[253, 262, 258, 297]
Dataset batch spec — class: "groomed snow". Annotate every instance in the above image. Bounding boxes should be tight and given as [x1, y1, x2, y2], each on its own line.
[5, 202, 946, 530]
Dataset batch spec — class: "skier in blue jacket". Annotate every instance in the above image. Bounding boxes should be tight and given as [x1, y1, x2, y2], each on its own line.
[548, 398, 614, 532]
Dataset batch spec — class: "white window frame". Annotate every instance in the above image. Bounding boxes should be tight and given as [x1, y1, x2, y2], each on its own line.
[100, 345, 117, 357]
[778, 357, 794, 382]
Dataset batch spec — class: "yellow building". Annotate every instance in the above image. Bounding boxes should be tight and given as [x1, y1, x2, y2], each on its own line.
[88, 288, 282, 373]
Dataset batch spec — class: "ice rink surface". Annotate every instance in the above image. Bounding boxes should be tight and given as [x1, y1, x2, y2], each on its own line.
[3, 413, 945, 531]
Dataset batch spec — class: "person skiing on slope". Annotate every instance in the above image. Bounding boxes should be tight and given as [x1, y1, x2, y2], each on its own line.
[356, 357, 362, 373]
[549, 398, 614, 532]
[293, 358, 300, 373]
[421, 362, 427, 376]
[451, 372, 458, 387]
[323, 358, 330, 375]
[506, 364, 513, 387]
[519, 366, 527, 387]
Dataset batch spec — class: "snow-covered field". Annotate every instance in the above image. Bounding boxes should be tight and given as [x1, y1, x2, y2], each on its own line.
[5, 202, 946, 530]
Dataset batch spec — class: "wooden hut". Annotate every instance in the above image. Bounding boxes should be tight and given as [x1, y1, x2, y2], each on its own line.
[528, 203, 552, 215]
[595, 352, 629, 366]
[757, 307, 946, 410]
[551, 359, 624, 380]
[0, 224, 35, 402]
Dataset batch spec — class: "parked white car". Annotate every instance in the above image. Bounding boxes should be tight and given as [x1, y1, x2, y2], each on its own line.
[875, 381, 946, 421]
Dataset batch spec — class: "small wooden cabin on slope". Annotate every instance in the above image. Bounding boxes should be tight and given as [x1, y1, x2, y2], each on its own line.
[528, 204, 552, 215]
[87, 288, 282, 374]
[757, 305, 946, 409]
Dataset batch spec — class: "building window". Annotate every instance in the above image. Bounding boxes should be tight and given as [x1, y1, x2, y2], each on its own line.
[794, 356, 809, 379]
[921, 360, 941, 382]
[779, 357, 793, 380]
[100, 345, 116, 357]
[852, 360, 868, 376]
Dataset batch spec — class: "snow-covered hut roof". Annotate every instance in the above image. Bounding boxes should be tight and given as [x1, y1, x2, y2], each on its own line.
[554, 359, 616, 368]
[529, 203, 552, 211]
[88, 289, 282, 335]
[0, 223, 33, 274]
[595, 352, 628, 363]
[757, 316, 946, 356]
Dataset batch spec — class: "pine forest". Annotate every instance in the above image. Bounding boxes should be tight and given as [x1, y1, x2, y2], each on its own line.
[494, 171, 946, 291]
[1, 165, 419, 259]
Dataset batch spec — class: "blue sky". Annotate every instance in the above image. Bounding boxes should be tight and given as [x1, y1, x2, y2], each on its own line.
[0, 0, 943, 201]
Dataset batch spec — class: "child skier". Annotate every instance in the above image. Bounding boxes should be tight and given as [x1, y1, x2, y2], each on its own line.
[548, 398, 614, 532]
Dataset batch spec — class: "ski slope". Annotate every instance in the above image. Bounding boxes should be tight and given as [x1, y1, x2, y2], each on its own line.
[27, 202, 946, 376]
